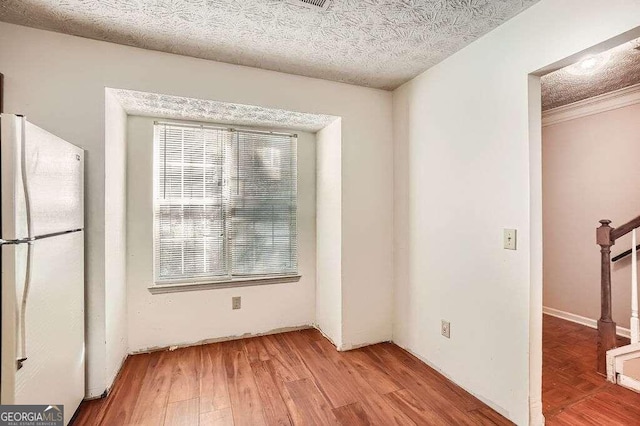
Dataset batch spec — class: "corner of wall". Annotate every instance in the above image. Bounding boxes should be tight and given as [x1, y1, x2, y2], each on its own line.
[103, 89, 129, 393]
[527, 74, 544, 426]
[315, 118, 343, 348]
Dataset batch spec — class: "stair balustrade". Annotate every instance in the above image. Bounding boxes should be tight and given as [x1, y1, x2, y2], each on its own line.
[596, 215, 640, 374]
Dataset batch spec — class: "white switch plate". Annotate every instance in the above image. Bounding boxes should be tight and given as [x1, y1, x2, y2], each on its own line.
[441, 320, 451, 339]
[504, 229, 517, 250]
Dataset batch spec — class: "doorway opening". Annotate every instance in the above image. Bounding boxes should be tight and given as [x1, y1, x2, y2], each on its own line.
[535, 32, 640, 423]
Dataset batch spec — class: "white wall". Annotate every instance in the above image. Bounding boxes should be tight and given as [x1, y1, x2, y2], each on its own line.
[392, 1, 640, 424]
[543, 102, 640, 329]
[316, 119, 342, 346]
[104, 91, 129, 390]
[0, 22, 393, 396]
[126, 116, 317, 351]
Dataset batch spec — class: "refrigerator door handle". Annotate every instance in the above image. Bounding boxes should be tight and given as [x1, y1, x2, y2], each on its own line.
[16, 116, 33, 367]
[0, 237, 34, 245]
[17, 241, 33, 369]
[0, 230, 82, 245]
[20, 116, 33, 239]
[0, 245, 16, 402]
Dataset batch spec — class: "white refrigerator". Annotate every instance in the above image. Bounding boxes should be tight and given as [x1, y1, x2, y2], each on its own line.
[0, 114, 85, 425]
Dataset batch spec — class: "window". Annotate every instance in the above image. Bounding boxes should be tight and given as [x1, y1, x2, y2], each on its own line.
[154, 122, 297, 285]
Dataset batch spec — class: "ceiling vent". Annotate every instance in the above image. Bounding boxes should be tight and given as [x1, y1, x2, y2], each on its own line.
[284, 0, 333, 11]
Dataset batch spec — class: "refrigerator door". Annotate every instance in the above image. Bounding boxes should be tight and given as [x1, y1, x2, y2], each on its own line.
[13, 231, 85, 425]
[23, 119, 84, 237]
[0, 114, 84, 240]
[0, 114, 28, 240]
[0, 242, 26, 405]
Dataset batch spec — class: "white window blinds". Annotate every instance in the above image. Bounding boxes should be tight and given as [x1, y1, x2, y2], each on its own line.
[154, 123, 297, 284]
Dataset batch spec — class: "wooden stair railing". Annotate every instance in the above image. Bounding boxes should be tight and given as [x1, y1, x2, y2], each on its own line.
[612, 244, 640, 262]
[597, 215, 640, 375]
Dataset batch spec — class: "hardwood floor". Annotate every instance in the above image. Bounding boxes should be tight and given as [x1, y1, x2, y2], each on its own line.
[72, 329, 512, 425]
[543, 314, 640, 425]
[72, 316, 640, 425]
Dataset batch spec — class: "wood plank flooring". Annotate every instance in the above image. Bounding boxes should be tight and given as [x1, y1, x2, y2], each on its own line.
[72, 315, 640, 425]
[71, 329, 511, 425]
[543, 314, 640, 425]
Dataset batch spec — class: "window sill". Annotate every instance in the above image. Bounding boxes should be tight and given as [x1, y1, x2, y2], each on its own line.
[148, 275, 301, 295]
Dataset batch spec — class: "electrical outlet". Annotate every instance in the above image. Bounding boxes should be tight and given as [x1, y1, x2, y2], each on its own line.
[441, 320, 451, 339]
[504, 229, 517, 250]
[232, 296, 241, 310]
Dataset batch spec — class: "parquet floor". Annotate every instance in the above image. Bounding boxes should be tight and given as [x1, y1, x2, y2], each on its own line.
[71, 328, 512, 425]
[543, 314, 640, 425]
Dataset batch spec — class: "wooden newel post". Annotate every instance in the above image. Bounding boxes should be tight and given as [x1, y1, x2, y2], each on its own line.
[597, 219, 617, 375]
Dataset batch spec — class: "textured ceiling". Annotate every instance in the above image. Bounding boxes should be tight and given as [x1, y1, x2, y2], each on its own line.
[0, 0, 538, 90]
[110, 89, 338, 132]
[541, 38, 640, 110]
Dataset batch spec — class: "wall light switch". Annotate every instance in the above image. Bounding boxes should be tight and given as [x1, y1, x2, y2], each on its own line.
[441, 320, 451, 339]
[504, 229, 517, 250]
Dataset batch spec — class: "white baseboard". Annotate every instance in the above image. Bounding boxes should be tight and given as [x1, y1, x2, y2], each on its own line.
[529, 399, 545, 426]
[543, 306, 631, 338]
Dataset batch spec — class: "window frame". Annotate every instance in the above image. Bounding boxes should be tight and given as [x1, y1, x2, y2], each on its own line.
[150, 120, 300, 293]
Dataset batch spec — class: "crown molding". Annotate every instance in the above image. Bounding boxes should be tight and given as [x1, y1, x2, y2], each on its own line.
[542, 82, 640, 127]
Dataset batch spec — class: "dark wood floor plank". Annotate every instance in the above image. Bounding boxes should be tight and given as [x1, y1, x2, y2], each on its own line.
[377, 343, 483, 412]
[200, 343, 231, 413]
[384, 389, 453, 425]
[200, 408, 234, 426]
[244, 336, 271, 364]
[467, 407, 514, 426]
[306, 335, 417, 425]
[578, 396, 638, 425]
[599, 388, 640, 418]
[260, 357, 307, 425]
[340, 349, 402, 395]
[223, 343, 267, 426]
[261, 333, 311, 382]
[332, 402, 371, 425]
[365, 345, 480, 421]
[168, 346, 200, 404]
[285, 378, 339, 425]
[71, 398, 105, 426]
[362, 394, 419, 426]
[129, 350, 176, 426]
[100, 353, 150, 425]
[284, 331, 362, 408]
[164, 398, 199, 426]
[250, 360, 293, 425]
